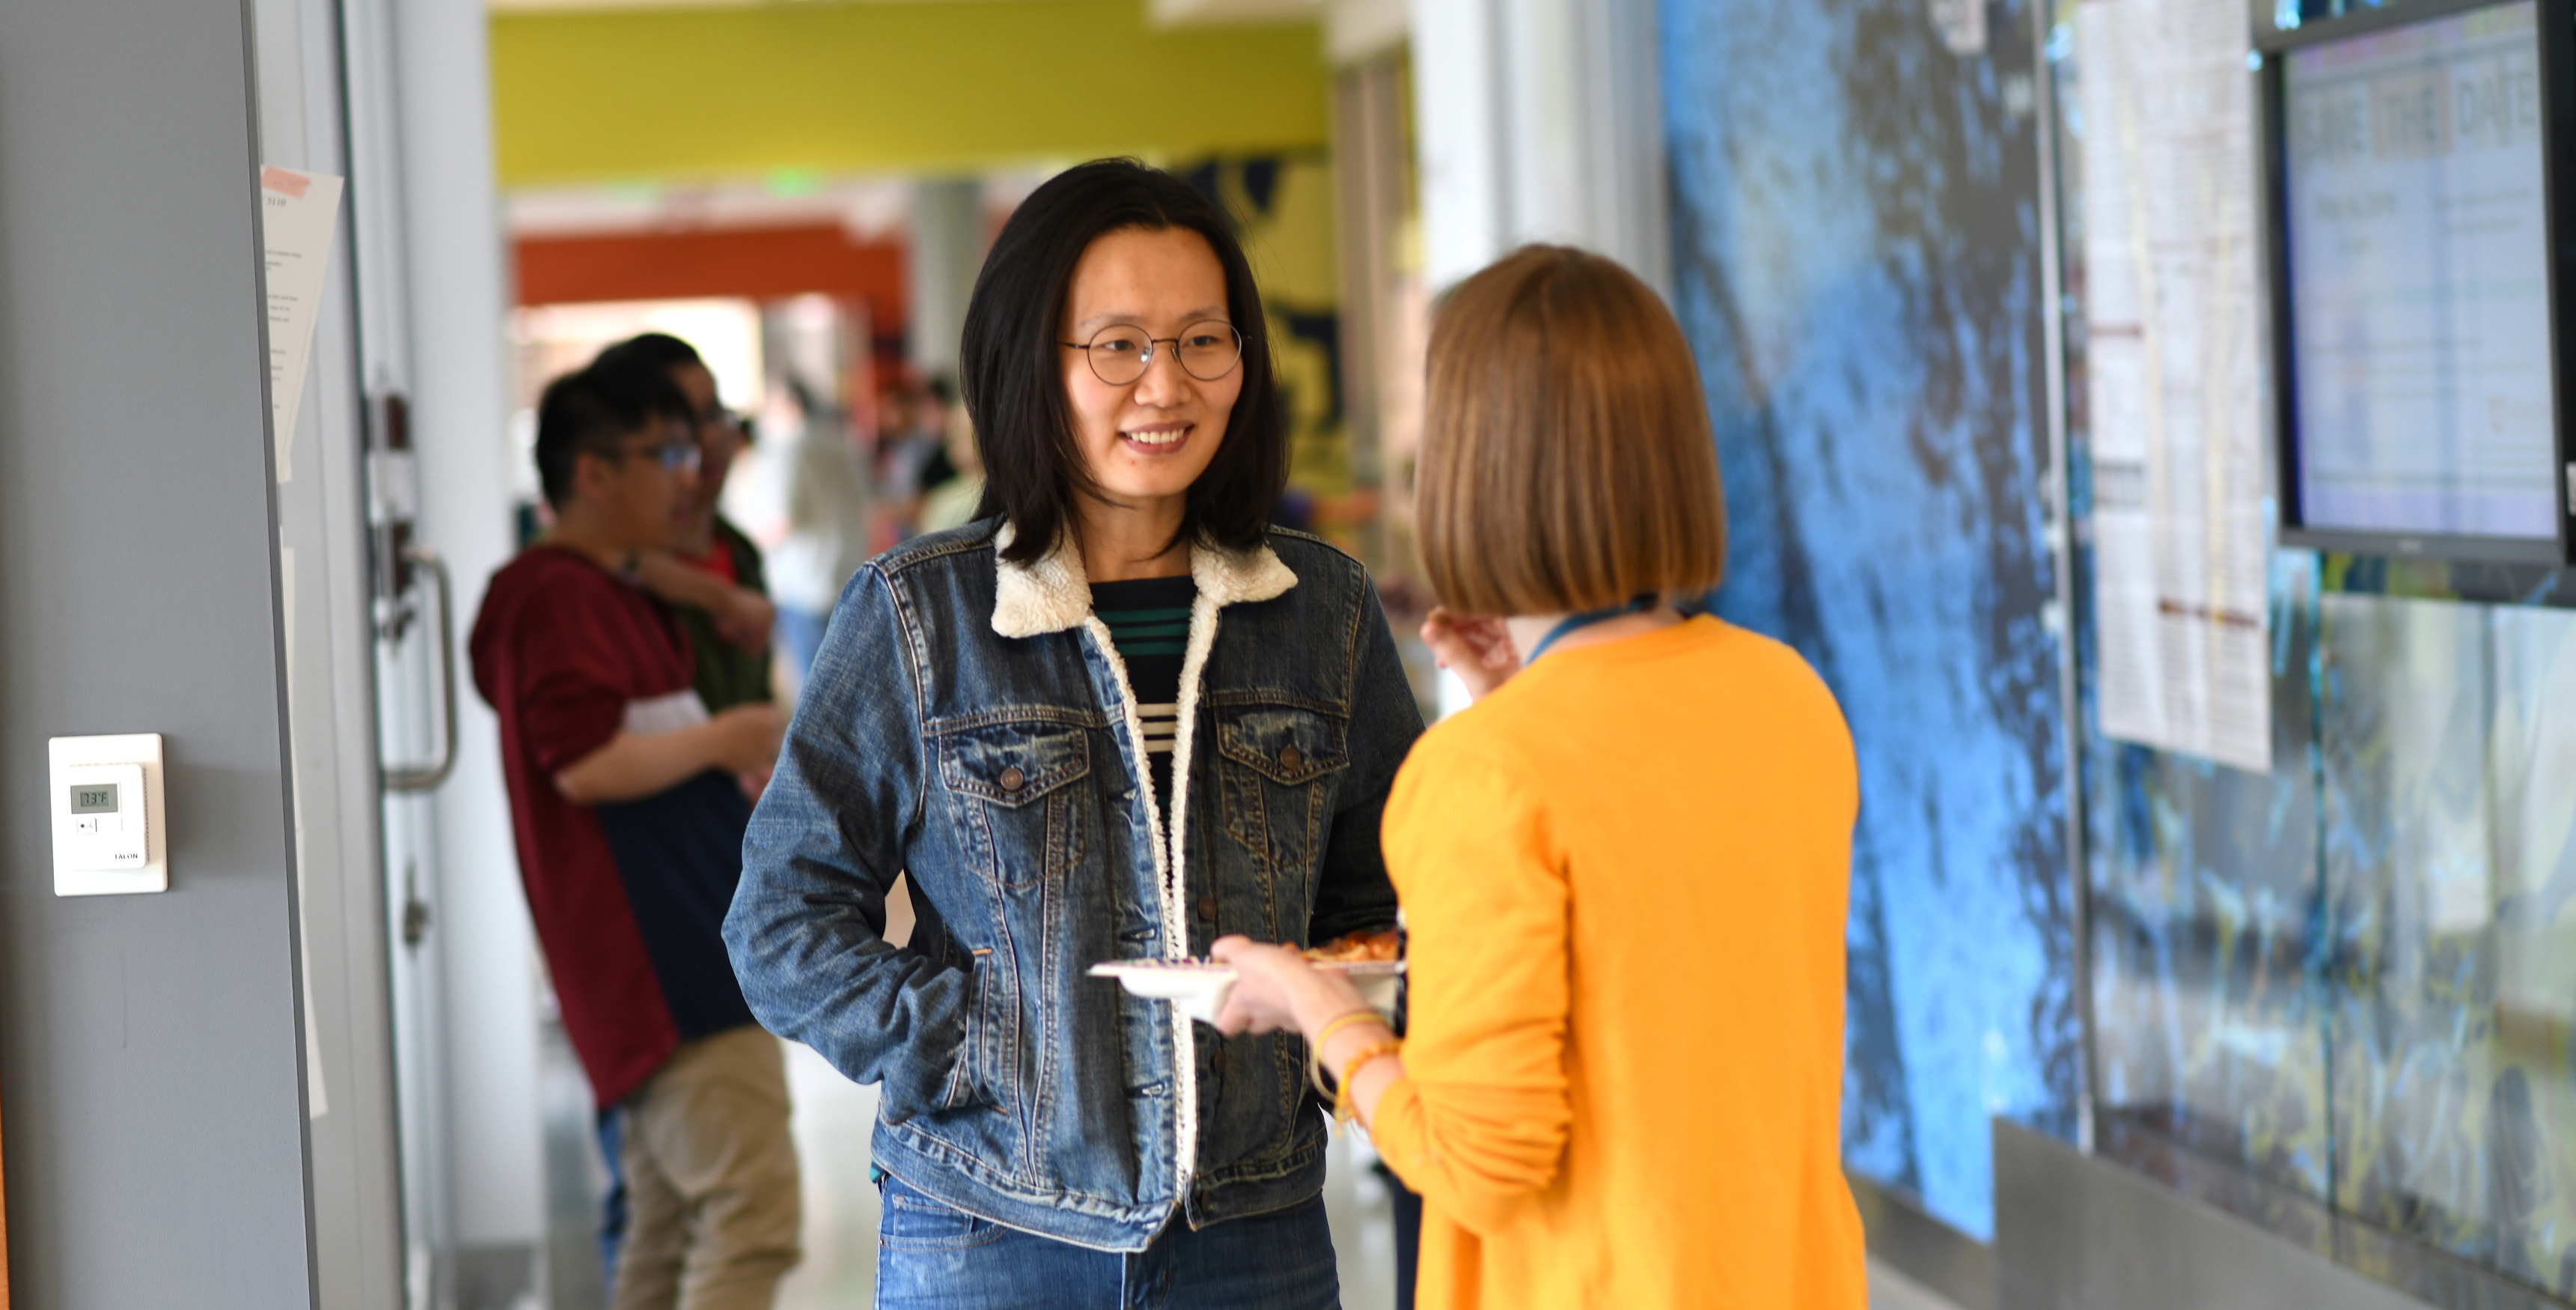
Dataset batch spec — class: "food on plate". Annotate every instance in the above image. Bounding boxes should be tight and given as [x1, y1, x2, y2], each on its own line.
[1304, 928, 1400, 964]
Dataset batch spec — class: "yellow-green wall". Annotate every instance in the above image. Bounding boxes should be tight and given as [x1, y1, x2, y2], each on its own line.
[1207, 156, 1351, 496]
[489, 1, 1331, 187]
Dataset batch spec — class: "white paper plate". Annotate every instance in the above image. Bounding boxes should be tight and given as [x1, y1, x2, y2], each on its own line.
[1087, 959, 1404, 1028]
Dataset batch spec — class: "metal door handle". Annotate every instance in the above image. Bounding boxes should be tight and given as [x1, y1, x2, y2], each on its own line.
[382, 544, 457, 792]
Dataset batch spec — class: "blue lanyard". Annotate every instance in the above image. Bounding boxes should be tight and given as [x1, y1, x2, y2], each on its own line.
[1525, 593, 1657, 663]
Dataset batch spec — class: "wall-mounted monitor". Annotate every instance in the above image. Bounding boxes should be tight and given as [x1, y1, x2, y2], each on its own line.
[2262, 0, 2576, 561]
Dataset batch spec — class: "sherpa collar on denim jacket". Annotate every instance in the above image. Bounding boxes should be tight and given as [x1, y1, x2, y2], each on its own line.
[988, 523, 1298, 638]
[987, 522, 1297, 1195]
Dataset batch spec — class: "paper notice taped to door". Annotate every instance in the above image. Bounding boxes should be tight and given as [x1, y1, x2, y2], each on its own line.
[259, 165, 343, 485]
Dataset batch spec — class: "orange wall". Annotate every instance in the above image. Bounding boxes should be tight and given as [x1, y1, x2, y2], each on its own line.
[513, 223, 907, 313]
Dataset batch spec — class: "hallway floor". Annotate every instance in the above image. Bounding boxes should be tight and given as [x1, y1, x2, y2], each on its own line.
[545, 1030, 1972, 1309]
[1867, 1258, 1973, 1310]
[773, 1041, 1405, 1309]
[772, 1044, 1976, 1310]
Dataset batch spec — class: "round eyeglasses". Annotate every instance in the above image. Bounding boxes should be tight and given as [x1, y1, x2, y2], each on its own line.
[609, 436, 702, 475]
[1060, 320, 1243, 386]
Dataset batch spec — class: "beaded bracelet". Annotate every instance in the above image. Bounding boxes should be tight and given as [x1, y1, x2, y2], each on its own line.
[1307, 1009, 1391, 1099]
[1331, 1039, 1405, 1124]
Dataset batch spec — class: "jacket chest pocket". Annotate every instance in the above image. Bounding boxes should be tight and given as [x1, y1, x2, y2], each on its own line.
[1215, 707, 1348, 898]
[938, 722, 1090, 892]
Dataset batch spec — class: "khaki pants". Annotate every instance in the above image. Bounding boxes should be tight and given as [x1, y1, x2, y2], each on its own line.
[612, 1026, 803, 1310]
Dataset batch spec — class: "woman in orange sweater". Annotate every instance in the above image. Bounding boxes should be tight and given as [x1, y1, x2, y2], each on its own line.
[1213, 246, 1866, 1309]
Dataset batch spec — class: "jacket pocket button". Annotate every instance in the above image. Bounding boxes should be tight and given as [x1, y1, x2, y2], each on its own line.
[998, 766, 1026, 792]
[1278, 745, 1304, 772]
[1195, 898, 1216, 920]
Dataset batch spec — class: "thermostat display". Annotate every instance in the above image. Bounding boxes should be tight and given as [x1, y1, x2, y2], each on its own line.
[49, 734, 166, 896]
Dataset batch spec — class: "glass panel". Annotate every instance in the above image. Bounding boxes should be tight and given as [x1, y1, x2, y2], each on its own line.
[2319, 594, 2497, 1263]
[2486, 605, 2576, 1296]
[2088, 560, 2331, 1202]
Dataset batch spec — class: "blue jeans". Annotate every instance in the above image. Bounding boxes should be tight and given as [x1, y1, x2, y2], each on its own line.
[873, 1175, 1340, 1310]
[775, 605, 828, 688]
[597, 1107, 629, 1288]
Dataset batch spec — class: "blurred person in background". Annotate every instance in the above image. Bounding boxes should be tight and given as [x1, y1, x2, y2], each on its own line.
[724, 159, 1422, 1309]
[912, 373, 962, 501]
[585, 332, 783, 1285]
[916, 382, 984, 533]
[872, 374, 953, 543]
[763, 379, 875, 686]
[469, 360, 803, 1310]
[1211, 246, 1866, 1310]
[599, 332, 776, 716]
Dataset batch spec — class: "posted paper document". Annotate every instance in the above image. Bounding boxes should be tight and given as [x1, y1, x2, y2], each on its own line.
[259, 165, 343, 484]
[2078, 0, 2275, 772]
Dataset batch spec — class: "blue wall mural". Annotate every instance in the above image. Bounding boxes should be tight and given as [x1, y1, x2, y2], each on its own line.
[1661, 0, 2081, 1240]
[1663, 0, 2576, 1286]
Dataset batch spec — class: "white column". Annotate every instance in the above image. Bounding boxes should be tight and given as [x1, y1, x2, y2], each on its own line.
[1408, 0, 1510, 291]
[909, 177, 985, 383]
[1405, 0, 1671, 298]
[388, 0, 548, 1261]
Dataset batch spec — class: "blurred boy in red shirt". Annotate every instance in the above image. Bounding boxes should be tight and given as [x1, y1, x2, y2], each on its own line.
[469, 361, 800, 1309]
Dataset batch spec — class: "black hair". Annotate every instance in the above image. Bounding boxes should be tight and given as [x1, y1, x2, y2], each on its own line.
[961, 158, 1285, 565]
[592, 332, 706, 377]
[533, 362, 693, 508]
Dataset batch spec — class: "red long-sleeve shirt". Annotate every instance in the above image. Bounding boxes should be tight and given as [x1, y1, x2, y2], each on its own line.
[468, 546, 698, 1107]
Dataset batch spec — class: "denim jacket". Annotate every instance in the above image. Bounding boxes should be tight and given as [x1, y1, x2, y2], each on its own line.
[725, 519, 1423, 1251]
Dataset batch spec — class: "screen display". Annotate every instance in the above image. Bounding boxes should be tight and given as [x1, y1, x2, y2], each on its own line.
[70, 782, 117, 814]
[2284, 0, 2559, 539]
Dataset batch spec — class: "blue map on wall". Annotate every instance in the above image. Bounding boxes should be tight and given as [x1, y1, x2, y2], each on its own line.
[1661, 0, 2082, 1239]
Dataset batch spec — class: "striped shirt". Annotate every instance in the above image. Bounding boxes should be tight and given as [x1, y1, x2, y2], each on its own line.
[1092, 576, 1196, 817]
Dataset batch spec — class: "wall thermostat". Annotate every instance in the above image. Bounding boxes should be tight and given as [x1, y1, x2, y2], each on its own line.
[50, 733, 168, 896]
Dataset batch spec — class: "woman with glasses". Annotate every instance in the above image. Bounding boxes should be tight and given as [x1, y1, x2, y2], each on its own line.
[725, 159, 1423, 1309]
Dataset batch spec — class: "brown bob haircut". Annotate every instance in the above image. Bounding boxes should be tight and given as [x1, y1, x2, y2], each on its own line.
[1416, 245, 1728, 615]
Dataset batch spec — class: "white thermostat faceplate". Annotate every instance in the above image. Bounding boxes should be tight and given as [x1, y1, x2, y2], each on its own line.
[50, 733, 168, 896]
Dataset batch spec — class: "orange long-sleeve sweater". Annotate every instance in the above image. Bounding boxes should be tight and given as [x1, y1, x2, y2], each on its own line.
[1369, 615, 1865, 1309]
